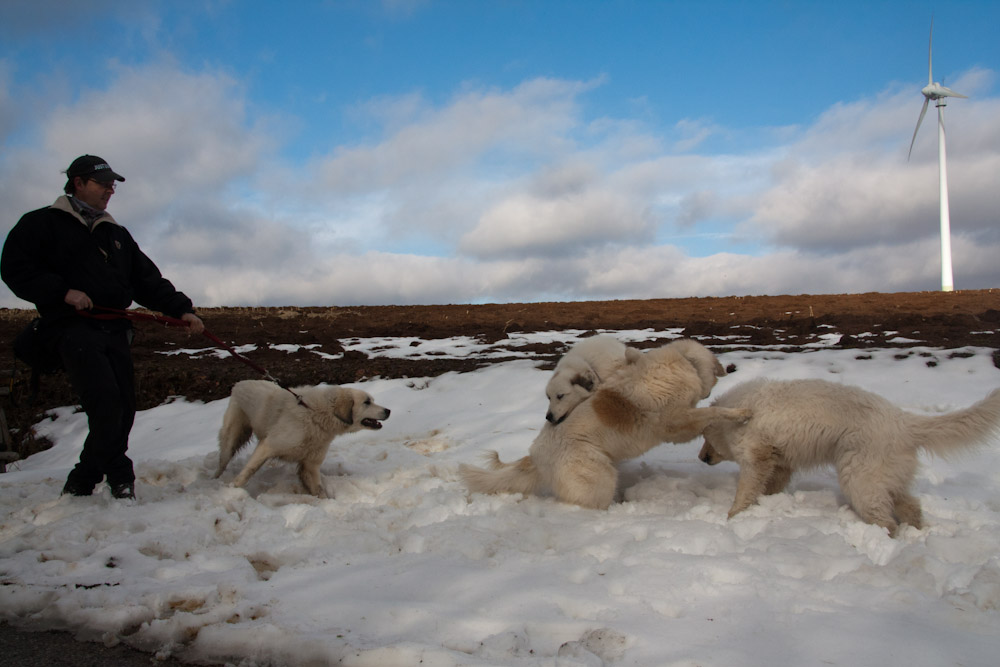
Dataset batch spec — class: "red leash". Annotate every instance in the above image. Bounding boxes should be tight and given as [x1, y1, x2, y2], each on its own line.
[80, 306, 310, 407]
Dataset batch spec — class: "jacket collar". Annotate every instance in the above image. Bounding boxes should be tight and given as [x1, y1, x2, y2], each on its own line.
[51, 195, 119, 230]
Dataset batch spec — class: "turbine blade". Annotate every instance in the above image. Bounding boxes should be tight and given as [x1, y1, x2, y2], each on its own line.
[938, 85, 968, 99]
[908, 98, 930, 161]
[927, 19, 934, 85]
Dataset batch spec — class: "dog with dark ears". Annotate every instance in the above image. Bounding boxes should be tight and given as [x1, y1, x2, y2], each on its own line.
[462, 340, 749, 509]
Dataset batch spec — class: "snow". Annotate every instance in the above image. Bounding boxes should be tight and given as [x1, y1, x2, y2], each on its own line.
[2, 329, 999, 666]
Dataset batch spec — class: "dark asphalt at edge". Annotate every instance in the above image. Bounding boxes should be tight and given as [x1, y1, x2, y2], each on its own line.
[0, 622, 225, 666]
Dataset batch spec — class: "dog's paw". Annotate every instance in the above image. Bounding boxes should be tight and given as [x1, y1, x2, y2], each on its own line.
[727, 501, 754, 519]
[735, 408, 752, 423]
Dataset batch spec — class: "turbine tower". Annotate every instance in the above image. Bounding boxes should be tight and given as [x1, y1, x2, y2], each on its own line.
[907, 19, 967, 292]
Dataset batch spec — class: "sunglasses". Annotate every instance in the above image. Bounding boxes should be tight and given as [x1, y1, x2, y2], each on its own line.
[88, 179, 117, 191]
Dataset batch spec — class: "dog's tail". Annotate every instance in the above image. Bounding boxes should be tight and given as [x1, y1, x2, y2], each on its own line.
[459, 451, 541, 497]
[669, 338, 725, 399]
[909, 388, 1000, 457]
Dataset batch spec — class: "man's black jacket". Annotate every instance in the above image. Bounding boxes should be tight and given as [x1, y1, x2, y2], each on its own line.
[2, 196, 194, 332]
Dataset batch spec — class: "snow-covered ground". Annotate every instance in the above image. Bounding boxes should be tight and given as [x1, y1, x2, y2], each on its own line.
[1, 329, 999, 666]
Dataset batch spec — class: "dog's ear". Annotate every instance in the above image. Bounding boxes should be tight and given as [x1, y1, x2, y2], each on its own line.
[624, 347, 643, 364]
[332, 391, 355, 425]
[570, 372, 595, 392]
[695, 356, 725, 398]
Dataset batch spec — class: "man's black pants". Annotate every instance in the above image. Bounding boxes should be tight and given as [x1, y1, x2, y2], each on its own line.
[57, 322, 136, 491]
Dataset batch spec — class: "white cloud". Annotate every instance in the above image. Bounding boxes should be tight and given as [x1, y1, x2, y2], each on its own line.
[672, 117, 722, 152]
[154, 203, 315, 270]
[46, 62, 275, 209]
[0, 61, 279, 232]
[157, 229, 998, 308]
[746, 156, 931, 250]
[740, 74, 1000, 259]
[315, 78, 598, 195]
[460, 188, 653, 259]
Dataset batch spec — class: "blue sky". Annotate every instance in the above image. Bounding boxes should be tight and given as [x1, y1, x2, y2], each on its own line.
[1, 0, 998, 307]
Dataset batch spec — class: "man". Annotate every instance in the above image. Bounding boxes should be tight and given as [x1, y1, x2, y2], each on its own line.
[1, 155, 204, 500]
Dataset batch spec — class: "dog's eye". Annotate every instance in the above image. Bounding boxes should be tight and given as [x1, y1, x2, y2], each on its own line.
[556, 394, 565, 400]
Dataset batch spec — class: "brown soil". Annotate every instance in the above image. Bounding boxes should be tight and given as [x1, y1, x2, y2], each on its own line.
[1, 290, 998, 460]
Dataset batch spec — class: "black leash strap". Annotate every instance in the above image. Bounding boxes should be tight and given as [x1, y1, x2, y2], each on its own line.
[80, 307, 311, 409]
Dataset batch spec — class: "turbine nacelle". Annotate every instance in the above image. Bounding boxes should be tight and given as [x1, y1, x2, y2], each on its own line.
[921, 82, 968, 101]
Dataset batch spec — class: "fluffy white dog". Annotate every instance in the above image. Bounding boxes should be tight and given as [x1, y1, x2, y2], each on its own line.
[215, 380, 390, 497]
[699, 378, 1000, 536]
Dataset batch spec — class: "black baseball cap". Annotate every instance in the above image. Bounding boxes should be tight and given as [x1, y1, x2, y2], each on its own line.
[65, 155, 125, 183]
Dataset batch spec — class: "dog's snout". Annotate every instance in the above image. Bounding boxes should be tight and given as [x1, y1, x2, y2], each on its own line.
[383, 408, 391, 418]
[546, 412, 569, 425]
[699, 452, 713, 464]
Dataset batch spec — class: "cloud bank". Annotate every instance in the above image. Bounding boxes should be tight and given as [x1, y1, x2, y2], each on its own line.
[1, 60, 997, 308]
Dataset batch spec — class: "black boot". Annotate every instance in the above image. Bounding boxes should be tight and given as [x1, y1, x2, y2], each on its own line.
[61, 478, 95, 497]
[110, 481, 135, 500]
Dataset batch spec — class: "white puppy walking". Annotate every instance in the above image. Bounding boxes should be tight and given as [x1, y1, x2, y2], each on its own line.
[215, 380, 390, 497]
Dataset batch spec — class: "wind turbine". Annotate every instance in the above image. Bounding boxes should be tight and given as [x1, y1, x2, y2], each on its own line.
[907, 19, 967, 292]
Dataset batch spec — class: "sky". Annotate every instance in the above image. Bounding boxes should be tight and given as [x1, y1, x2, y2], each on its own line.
[2, 327, 999, 665]
[1, 0, 998, 308]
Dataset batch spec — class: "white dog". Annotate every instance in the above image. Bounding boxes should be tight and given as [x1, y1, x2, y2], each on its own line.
[699, 378, 1000, 536]
[545, 334, 629, 424]
[215, 380, 390, 497]
[462, 340, 750, 509]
